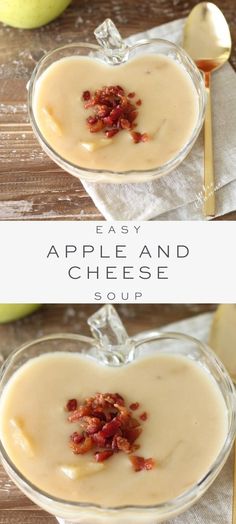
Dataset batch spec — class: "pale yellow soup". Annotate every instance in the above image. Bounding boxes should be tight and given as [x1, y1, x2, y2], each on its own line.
[33, 54, 199, 172]
[0, 352, 227, 506]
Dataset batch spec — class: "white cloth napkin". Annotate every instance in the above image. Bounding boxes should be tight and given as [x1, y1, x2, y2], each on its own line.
[57, 312, 233, 524]
[82, 18, 236, 220]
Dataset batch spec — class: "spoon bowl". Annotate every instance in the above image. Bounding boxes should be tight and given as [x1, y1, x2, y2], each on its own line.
[183, 2, 231, 72]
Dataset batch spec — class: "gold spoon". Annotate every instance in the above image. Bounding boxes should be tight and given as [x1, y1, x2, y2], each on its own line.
[209, 305, 236, 523]
[183, 2, 231, 217]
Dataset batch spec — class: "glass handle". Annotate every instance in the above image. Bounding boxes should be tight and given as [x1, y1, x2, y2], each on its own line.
[94, 19, 129, 64]
[88, 305, 135, 365]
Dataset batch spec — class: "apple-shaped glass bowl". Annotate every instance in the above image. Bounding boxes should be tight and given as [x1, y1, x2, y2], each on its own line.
[28, 19, 206, 184]
[0, 305, 235, 524]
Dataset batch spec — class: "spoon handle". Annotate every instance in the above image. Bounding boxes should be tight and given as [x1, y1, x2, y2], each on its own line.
[203, 72, 215, 217]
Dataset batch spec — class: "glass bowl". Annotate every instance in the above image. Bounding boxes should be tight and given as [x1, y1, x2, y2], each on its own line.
[0, 306, 235, 524]
[27, 19, 206, 184]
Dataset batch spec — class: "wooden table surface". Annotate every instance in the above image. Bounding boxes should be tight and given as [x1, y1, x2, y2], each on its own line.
[0, 303, 217, 523]
[0, 0, 235, 221]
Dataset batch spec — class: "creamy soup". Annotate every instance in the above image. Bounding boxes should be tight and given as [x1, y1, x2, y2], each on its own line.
[0, 352, 227, 506]
[33, 55, 199, 172]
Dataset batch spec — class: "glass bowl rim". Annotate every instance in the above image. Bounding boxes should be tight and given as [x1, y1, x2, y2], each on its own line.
[0, 330, 235, 517]
[27, 38, 206, 180]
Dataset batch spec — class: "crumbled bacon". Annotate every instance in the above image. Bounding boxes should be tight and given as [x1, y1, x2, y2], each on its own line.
[70, 436, 93, 455]
[105, 128, 119, 138]
[115, 436, 132, 453]
[68, 405, 91, 422]
[99, 418, 121, 438]
[124, 427, 142, 444]
[129, 402, 140, 411]
[65, 392, 154, 470]
[95, 450, 113, 462]
[82, 90, 91, 101]
[66, 399, 78, 412]
[79, 416, 103, 434]
[140, 412, 148, 421]
[129, 455, 155, 472]
[82, 85, 149, 144]
[130, 131, 149, 144]
[70, 431, 84, 444]
[89, 119, 104, 133]
[92, 431, 106, 448]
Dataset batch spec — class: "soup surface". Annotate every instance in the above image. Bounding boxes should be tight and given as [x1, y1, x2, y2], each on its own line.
[0, 352, 227, 505]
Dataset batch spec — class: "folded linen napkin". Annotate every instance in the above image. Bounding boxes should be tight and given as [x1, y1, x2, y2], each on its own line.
[82, 18, 236, 220]
[58, 312, 233, 524]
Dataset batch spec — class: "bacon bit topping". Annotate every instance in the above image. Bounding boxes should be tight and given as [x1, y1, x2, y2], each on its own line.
[66, 399, 78, 412]
[70, 431, 84, 444]
[130, 131, 149, 144]
[124, 426, 142, 444]
[65, 392, 154, 471]
[129, 455, 155, 472]
[82, 90, 91, 101]
[95, 450, 113, 462]
[70, 436, 93, 455]
[115, 436, 132, 453]
[120, 118, 131, 130]
[129, 402, 140, 411]
[82, 85, 149, 144]
[99, 417, 122, 438]
[105, 128, 119, 139]
[89, 119, 104, 133]
[79, 416, 103, 435]
[140, 412, 148, 421]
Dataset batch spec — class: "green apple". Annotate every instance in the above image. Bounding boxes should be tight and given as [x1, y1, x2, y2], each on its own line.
[0, 0, 71, 29]
[0, 304, 40, 323]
